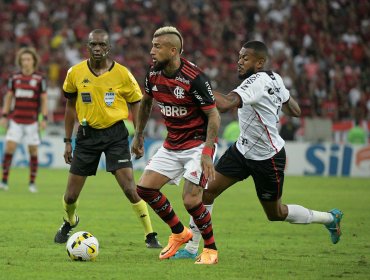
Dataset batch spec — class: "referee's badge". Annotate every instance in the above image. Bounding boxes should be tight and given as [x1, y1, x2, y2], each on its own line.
[104, 92, 115, 106]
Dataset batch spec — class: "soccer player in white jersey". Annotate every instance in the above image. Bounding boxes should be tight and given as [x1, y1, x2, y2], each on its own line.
[173, 41, 343, 260]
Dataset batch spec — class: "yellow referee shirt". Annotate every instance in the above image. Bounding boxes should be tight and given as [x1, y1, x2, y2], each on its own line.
[63, 60, 142, 129]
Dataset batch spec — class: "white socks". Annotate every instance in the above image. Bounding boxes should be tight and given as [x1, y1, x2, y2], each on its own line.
[183, 204, 333, 255]
[285, 204, 333, 224]
[184, 204, 213, 254]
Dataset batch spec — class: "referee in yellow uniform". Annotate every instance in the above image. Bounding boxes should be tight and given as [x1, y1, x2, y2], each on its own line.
[54, 29, 161, 248]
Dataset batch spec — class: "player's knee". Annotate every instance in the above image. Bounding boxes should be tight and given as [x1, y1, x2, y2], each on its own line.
[136, 185, 158, 202]
[122, 186, 137, 201]
[183, 195, 201, 210]
[64, 194, 78, 204]
[183, 200, 193, 210]
[266, 212, 285, 221]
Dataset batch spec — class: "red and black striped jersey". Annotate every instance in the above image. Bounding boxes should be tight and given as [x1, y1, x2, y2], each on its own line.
[145, 58, 216, 150]
[7, 71, 46, 124]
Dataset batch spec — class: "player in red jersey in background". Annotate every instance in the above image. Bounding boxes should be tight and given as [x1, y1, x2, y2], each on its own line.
[131, 26, 220, 264]
[0, 47, 48, 193]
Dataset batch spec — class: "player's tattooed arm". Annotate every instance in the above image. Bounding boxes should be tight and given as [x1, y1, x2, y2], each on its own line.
[131, 93, 153, 159]
[214, 91, 242, 112]
[203, 107, 220, 148]
[282, 96, 301, 117]
[201, 107, 220, 181]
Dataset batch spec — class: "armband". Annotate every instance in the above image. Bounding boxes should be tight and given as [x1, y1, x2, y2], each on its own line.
[202, 146, 213, 156]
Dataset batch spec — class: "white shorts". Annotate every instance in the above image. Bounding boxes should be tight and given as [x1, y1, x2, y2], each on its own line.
[145, 143, 217, 187]
[5, 120, 40, 146]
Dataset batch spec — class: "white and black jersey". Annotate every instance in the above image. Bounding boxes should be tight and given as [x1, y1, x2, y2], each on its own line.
[232, 71, 290, 160]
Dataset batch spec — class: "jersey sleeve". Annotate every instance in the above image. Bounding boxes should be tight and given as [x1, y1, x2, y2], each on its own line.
[189, 72, 216, 109]
[232, 74, 264, 105]
[123, 70, 142, 103]
[276, 74, 290, 103]
[63, 67, 77, 98]
[41, 75, 47, 94]
[7, 75, 14, 93]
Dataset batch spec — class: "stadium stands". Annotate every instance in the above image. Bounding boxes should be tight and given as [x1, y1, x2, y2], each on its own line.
[0, 0, 368, 142]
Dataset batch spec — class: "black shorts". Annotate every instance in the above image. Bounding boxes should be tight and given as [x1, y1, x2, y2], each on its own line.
[215, 143, 286, 201]
[70, 121, 132, 176]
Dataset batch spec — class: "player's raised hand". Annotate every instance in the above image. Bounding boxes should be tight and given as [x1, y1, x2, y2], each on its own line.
[131, 133, 144, 159]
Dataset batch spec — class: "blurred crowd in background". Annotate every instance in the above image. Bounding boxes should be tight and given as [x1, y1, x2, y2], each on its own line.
[0, 0, 369, 142]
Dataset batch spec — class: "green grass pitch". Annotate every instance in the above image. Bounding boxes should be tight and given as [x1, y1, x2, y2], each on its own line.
[0, 168, 369, 279]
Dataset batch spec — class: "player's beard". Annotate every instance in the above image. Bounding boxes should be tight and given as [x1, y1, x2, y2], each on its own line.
[238, 68, 255, 80]
[153, 58, 170, 71]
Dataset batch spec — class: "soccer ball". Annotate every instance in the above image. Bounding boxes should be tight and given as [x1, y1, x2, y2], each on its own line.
[66, 231, 99, 261]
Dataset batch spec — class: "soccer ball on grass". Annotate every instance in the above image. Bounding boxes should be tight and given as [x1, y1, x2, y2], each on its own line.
[66, 231, 99, 261]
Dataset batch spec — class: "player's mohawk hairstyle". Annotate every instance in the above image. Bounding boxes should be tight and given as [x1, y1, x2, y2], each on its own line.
[154, 26, 183, 54]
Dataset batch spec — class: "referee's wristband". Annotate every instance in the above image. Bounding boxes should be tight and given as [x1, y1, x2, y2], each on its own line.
[42, 115, 48, 121]
[2, 113, 8, 118]
[63, 138, 72, 143]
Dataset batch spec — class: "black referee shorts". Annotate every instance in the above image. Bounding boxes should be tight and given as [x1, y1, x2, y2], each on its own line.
[70, 121, 132, 176]
[215, 143, 286, 201]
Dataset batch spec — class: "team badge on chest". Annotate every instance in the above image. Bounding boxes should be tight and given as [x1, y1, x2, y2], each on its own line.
[174, 86, 185, 99]
[104, 92, 115, 106]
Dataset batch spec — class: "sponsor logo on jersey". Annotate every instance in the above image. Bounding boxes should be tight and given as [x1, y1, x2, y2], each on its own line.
[158, 103, 187, 117]
[193, 90, 205, 104]
[175, 76, 190, 85]
[82, 78, 91, 84]
[104, 92, 115, 106]
[267, 86, 281, 95]
[149, 70, 160, 77]
[240, 73, 261, 90]
[29, 79, 37, 87]
[15, 88, 34, 98]
[205, 81, 214, 100]
[173, 86, 185, 99]
[152, 85, 158, 91]
[81, 92, 92, 103]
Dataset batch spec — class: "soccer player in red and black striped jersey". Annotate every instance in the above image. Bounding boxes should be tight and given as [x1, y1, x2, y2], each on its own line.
[0, 47, 48, 193]
[131, 26, 220, 264]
